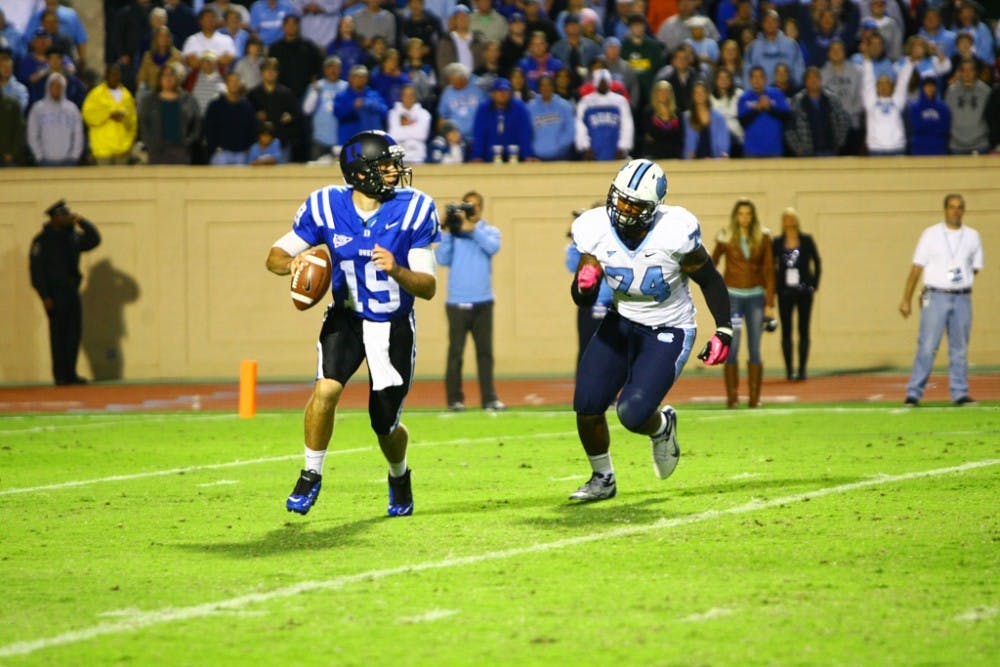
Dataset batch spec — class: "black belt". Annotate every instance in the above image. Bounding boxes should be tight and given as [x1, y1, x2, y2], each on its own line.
[926, 287, 971, 295]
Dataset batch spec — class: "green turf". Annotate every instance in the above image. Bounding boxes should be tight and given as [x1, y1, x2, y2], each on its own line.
[1, 405, 997, 666]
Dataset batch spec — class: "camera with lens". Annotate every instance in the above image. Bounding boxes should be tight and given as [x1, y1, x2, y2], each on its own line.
[444, 202, 475, 234]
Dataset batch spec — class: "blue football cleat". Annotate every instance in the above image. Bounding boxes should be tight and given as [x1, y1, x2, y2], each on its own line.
[387, 469, 414, 517]
[286, 469, 322, 515]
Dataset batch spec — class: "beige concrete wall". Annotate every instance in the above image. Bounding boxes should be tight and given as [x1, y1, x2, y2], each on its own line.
[2, 158, 998, 385]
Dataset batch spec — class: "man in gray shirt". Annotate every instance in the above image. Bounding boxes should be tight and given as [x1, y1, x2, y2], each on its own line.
[820, 39, 862, 154]
[945, 58, 990, 155]
[354, 0, 396, 47]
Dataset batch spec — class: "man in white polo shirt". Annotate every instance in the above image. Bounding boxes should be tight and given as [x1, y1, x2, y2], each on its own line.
[899, 193, 984, 406]
[182, 8, 236, 69]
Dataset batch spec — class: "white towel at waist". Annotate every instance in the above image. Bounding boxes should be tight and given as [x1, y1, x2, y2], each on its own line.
[362, 320, 404, 391]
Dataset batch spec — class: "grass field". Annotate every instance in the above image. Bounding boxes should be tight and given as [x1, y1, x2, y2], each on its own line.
[1, 404, 998, 666]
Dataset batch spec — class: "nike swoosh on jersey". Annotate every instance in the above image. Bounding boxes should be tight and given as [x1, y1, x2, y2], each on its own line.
[386, 222, 400, 229]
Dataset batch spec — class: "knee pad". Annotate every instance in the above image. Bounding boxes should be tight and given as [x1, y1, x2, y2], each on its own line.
[616, 393, 653, 433]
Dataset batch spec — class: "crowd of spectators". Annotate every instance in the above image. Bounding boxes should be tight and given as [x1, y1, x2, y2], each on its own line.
[0, 0, 998, 167]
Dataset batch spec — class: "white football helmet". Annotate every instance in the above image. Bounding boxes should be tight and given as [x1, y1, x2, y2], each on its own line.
[606, 159, 668, 244]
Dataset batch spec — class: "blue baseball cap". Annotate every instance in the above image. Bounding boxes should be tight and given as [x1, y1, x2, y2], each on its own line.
[492, 77, 512, 92]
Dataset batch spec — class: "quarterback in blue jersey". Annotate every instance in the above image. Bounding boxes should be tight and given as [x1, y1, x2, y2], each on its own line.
[266, 130, 441, 517]
[567, 159, 734, 501]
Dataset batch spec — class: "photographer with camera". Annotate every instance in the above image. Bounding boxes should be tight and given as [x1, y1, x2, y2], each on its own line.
[435, 191, 506, 411]
[29, 199, 101, 385]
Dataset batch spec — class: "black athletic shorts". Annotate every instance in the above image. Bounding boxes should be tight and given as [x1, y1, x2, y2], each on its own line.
[316, 305, 416, 434]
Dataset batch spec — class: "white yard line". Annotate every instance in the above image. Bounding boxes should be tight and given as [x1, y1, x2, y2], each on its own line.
[0, 413, 246, 436]
[0, 404, 990, 437]
[678, 607, 737, 623]
[0, 432, 576, 496]
[0, 458, 995, 658]
[2, 403, 989, 436]
[953, 605, 999, 623]
[397, 609, 460, 624]
[3, 401, 995, 495]
[0, 453, 305, 496]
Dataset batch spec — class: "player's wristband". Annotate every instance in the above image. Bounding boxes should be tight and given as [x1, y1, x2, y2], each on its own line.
[571, 277, 598, 307]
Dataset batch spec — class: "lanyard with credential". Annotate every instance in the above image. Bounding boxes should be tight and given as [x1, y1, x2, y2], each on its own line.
[942, 226, 966, 285]
[942, 226, 965, 265]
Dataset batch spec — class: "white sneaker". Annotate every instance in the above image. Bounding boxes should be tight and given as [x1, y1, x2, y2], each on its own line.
[569, 472, 617, 501]
[651, 406, 680, 480]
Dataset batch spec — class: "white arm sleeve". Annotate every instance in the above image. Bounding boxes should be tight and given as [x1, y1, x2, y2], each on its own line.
[272, 230, 312, 256]
[617, 95, 634, 151]
[407, 246, 436, 276]
[891, 60, 913, 109]
[302, 86, 319, 115]
[861, 59, 876, 111]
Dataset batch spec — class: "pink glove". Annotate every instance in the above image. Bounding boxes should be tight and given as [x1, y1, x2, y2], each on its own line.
[577, 264, 601, 291]
[698, 327, 733, 366]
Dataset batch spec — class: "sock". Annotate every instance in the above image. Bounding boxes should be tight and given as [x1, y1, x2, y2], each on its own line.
[305, 446, 327, 475]
[388, 456, 408, 478]
[587, 453, 614, 477]
[651, 412, 668, 438]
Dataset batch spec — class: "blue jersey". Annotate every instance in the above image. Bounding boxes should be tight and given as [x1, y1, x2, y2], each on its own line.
[291, 186, 441, 321]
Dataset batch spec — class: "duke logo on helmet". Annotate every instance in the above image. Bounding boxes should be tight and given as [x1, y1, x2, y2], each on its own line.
[606, 159, 668, 248]
[339, 130, 412, 202]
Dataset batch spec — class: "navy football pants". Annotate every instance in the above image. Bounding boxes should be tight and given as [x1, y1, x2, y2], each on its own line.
[574, 309, 695, 431]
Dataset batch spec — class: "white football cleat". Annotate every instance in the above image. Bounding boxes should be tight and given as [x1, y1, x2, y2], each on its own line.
[569, 472, 617, 501]
[651, 406, 680, 480]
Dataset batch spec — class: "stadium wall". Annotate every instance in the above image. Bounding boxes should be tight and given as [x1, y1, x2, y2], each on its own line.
[1, 158, 998, 385]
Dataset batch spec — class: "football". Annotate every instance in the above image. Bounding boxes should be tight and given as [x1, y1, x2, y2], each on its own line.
[290, 248, 331, 311]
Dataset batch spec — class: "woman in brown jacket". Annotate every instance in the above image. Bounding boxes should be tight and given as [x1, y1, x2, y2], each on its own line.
[711, 198, 775, 408]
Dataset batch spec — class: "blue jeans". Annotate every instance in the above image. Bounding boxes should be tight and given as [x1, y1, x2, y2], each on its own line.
[906, 291, 972, 401]
[727, 292, 765, 365]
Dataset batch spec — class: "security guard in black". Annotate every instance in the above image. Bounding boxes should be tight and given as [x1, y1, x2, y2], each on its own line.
[29, 200, 100, 385]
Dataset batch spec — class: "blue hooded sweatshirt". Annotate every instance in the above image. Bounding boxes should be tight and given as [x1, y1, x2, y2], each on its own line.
[907, 89, 950, 156]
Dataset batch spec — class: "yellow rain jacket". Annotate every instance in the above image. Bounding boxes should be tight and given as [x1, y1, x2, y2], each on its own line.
[82, 83, 137, 159]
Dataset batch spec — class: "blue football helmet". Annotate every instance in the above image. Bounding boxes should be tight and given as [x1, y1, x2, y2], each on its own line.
[339, 130, 412, 202]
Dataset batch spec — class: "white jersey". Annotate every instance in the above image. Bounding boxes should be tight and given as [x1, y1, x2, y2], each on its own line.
[572, 204, 702, 328]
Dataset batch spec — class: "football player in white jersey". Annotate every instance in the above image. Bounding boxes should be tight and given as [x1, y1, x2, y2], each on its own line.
[568, 159, 733, 501]
[267, 131, 440, 517]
